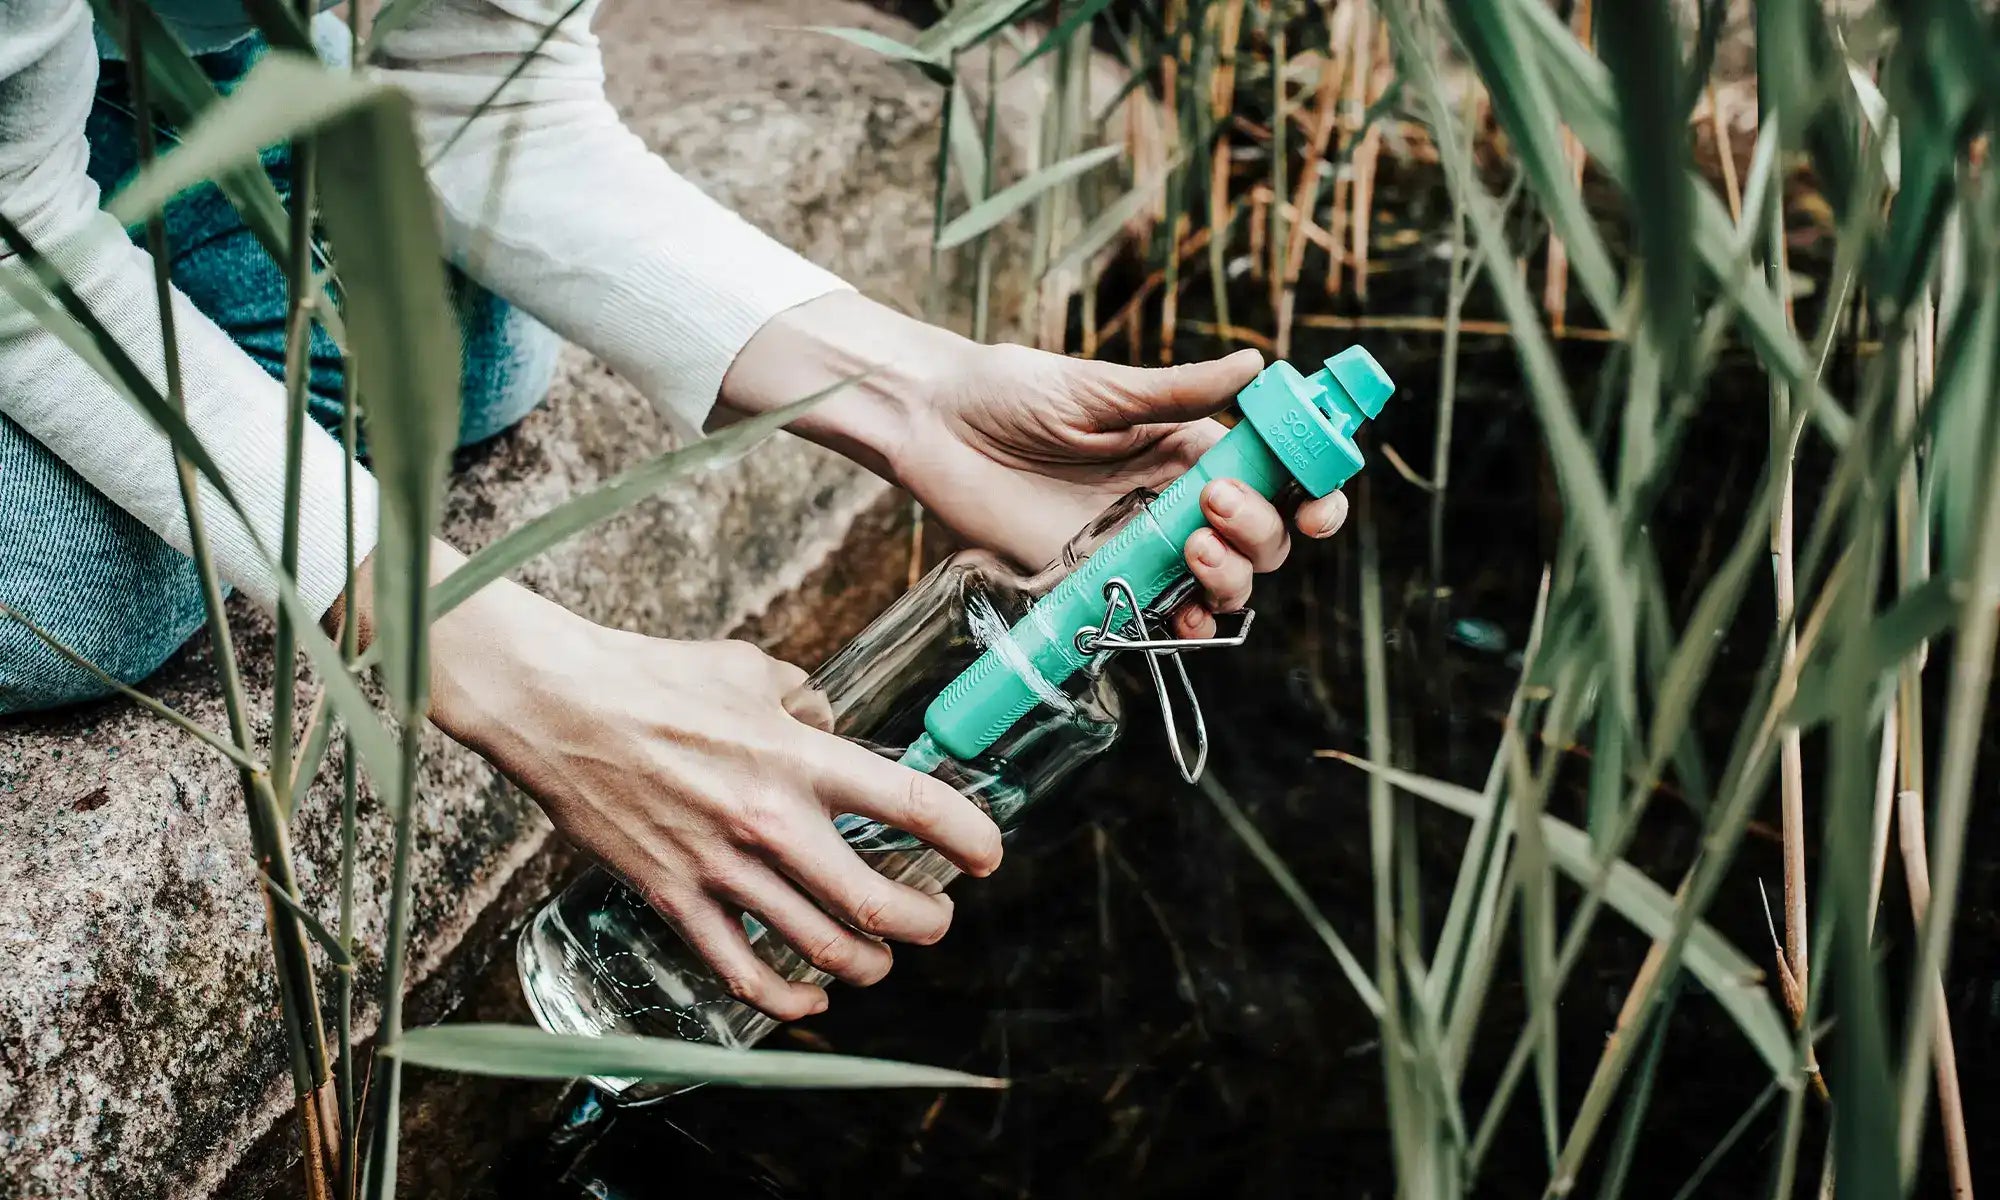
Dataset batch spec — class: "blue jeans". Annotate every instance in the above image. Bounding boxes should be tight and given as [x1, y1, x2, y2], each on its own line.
[0, 33, 561, 714]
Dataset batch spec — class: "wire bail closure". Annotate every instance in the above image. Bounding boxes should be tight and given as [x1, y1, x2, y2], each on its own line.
[1073, 576, 1255, 784]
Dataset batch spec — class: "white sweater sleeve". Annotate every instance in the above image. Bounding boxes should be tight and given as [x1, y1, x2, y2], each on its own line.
[0, 0, 378, 617]
[371, 0, 852, 438]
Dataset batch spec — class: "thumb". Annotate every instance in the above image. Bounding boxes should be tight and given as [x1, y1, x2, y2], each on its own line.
[1091, 347, 1264, 429]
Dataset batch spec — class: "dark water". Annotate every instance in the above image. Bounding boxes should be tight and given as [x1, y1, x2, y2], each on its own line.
[479, 164, 1999, 1199]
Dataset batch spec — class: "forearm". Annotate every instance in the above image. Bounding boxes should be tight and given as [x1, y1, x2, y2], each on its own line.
[715, 292, 973, 483]
[374, 0, 849, 438]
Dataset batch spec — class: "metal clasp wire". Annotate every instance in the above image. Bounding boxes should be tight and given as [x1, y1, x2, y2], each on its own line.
[1073, 577, 1255, 784]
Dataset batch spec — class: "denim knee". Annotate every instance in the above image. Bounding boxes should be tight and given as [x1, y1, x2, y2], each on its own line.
[453, 274, 563, 447]
[0, 419, 210, 715]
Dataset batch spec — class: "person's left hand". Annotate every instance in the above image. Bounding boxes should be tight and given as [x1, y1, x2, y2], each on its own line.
[721, 294, 1350, 638]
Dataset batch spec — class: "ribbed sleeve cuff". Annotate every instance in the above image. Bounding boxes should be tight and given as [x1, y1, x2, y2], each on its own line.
[591, 231, 850, 439]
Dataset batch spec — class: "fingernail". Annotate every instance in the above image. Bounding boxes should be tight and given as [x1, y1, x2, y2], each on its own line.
[811, 994, 829, 1015]
[1314, 493, 1349, 537]
[1207, 479, 1243, 517]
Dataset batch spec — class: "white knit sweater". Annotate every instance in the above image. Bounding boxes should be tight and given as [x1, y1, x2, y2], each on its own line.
[0, 0, 850, 616]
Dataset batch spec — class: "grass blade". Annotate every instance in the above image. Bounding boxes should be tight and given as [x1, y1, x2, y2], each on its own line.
[0, 219, 258, 526]
[313, 82, 464, 1200]
[914, 0, 1045, 59]
[84, 0, 346, 349]
[1504, 0, 1853, 448]
[1013, 0, 1117, 74]
[317, 97, 460, 715]
[794, 26, 952, 85]
[1596, 0, 1693, 366]
[0, 601, 262, 773]
[936, 144, 1122, 250]
[429, 377, 856, 618]
[392, 1025, 1005, 1090]
[1326, 754, 1795, 1077]
[107, 53, 392, 233]
[1439, 0, 1620, 320]
[1200, 775, 1383, 1015]
[259, 870, 354, 969]
[1043, 154, 1184, 283]
[1380, 0, 1639, 733]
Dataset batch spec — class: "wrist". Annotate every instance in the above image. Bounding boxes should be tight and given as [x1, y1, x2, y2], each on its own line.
[718, 291, 974, 485]
[423, 545, 581, 760]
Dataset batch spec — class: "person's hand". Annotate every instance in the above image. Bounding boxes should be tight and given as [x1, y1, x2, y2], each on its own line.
[721, 294, 1350, 638]
[418, 546, 1004, 1019]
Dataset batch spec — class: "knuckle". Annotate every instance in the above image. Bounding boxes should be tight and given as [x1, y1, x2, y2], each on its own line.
[724, 790, 787, 845]
[850, 888, 899, 938]
[898, 773, 937, 828]
[639, 885, 683, 919]
[702, 859, 756, 903]
[717, 638, 774, 677]
[804, 929, 857, 977]
[716, 964, 776, 1012]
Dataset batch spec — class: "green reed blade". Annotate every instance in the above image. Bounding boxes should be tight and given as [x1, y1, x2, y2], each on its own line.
[0, 238, 253, 525]
[392, 1025, 1005, 1090]
[1666, 1077, 1782, 1200]
[1381, 0, 1638, 735]
[1013, 0, 1116, 74]
[314, 80, 464, 1200]
[1789, 574, 1958, 728]
[317, 96, 461, 718]
[259, 869, 353, 969]
[948, 77, 988, 203]
[1596, 0, 1693, 369]
[0, 601, 262, 773]
[426, 0, 592, 169]
[1595, 979, 1679, 1200]
[1822, 486, 1901, 1200]
[106, 53, 391, 232]
[936, 143, 1121, 249]
[1439, 0, 1620, 321]
[84, 0, 348, 350]
[428, 378, 858, 619]
[1043, 155, 1183, 282]
[1503, 0, 1854, 448]
[915, 0, 1047, 59]
[797, 26, 953, 84]
[1330, 755, 1795, 1080]
[1200, 774, 1383, 1016]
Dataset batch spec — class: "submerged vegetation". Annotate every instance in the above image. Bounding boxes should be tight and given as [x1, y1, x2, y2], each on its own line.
[2, 0, 1995, 1197]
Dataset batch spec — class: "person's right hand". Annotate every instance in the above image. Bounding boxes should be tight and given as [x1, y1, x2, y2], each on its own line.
[416, 546, 1005, 1020]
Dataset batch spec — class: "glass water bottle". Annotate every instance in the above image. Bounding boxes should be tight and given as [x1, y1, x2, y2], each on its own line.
[516, 499, 1152, 1098]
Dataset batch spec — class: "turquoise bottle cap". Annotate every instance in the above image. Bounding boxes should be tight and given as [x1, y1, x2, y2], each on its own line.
[1238, 345, 1395, 497]
[1325, 345, 1395, 419]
